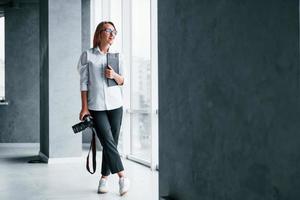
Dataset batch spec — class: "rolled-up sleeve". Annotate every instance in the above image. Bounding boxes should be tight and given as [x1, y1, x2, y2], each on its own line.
[77, 51, 89, 91]
[118, 53, 127, 86]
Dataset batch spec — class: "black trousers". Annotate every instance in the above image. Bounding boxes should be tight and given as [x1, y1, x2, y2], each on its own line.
[90, 107, 124, 176]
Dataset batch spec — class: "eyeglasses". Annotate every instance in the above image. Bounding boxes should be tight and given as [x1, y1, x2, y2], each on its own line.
[101, 28, 117, 36]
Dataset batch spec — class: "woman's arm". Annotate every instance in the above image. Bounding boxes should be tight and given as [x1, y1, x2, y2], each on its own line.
[77, 51, 90, 120]
[105, 65, 124, 85]
[113, 72, 124, 85]
[80, 91, 90, 120]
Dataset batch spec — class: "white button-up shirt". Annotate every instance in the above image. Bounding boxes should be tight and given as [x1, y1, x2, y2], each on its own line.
[77, 47, 125, 111]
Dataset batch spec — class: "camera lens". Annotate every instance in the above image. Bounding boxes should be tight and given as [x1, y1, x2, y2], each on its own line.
[72, 115, 94, 134]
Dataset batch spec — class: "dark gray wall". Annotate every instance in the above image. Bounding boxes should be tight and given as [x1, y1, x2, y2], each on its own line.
[159, 0, 300, 200]
[81, 0, 92, 144]
[0, 3, 39, 142]
[39, 0, 48, 155]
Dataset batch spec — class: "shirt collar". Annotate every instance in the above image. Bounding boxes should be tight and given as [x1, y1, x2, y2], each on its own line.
[94, 46, 109, 55]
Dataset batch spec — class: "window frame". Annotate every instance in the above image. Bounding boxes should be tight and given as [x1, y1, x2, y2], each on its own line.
[90, 0, 158, 170]
[0, 15, 7, 105]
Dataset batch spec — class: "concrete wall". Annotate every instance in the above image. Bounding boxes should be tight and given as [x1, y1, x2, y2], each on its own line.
[0, 0, 91, 145]
[81, 0, 92, 144]
[82, 0, 90, 52]
[158, 0, 300, 199]
[39, 0, 82, 158]
[39, 0, 49, 155]
[0, 2, 39, 142]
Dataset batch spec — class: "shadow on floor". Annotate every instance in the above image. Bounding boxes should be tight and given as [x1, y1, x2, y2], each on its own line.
[2, 155, 46, 164]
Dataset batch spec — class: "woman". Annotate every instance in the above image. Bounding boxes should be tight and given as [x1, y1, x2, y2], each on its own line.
[77, 21, 130, 196]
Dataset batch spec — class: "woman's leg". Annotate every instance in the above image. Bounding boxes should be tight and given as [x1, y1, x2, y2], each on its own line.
[99, 107, 124, 177]
[107, 107, 123, 148]
[101, 148, 110, 177]
[107, 107, 125, 178]
[90, 109, 124, 177]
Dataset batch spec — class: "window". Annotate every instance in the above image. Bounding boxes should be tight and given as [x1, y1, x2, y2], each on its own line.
[91, 0, 158, 169]
[130, 0, 152, 161]
[0, 16, 4, 101]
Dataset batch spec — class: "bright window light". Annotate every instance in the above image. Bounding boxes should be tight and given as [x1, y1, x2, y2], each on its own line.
[0, 16, 5, 100]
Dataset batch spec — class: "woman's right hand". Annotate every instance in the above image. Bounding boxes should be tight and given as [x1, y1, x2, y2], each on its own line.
[79, 109, 90, 121]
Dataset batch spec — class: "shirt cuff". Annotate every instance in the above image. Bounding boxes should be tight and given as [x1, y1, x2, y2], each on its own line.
[80, 84, 88, 91]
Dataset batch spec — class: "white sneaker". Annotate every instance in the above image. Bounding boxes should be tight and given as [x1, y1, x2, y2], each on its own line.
[119, 177, 130, 196]
[98, 178, 108, 193]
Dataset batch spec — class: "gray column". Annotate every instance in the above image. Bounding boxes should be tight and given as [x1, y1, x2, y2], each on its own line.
[82, 0, 90, 52]
[39, 0, 82, 160]
[81, 0, 93, 144]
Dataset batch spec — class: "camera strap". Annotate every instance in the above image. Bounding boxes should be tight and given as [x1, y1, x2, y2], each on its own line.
[86, 128, 97, 174]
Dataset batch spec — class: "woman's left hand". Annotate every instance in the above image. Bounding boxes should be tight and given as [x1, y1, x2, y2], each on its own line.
[105, 65, 116, 79]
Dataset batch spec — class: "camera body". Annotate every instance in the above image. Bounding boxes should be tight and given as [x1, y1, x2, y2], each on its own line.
[72, 115, 94, 133]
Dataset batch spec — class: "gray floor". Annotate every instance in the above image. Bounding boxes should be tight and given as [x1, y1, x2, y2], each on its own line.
[0, 144, 158, 200]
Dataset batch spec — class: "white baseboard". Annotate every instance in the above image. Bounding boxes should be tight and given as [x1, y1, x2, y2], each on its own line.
[38, 151, 84, 164]
[0, 143, 40, 148]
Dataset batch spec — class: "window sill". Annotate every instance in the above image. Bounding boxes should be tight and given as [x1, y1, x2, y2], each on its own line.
[0, 100, 9, 105]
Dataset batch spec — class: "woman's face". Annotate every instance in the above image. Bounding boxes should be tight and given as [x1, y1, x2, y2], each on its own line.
[100, 23, 117, 45]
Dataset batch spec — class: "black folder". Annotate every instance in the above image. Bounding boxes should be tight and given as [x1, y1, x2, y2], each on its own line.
[106, 53, 119, 87]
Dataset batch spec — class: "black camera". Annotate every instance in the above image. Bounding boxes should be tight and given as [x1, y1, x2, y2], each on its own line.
[72, 115, 94, 134]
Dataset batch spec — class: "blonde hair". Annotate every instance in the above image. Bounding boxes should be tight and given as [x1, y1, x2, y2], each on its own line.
[93, 21, 116, 48]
